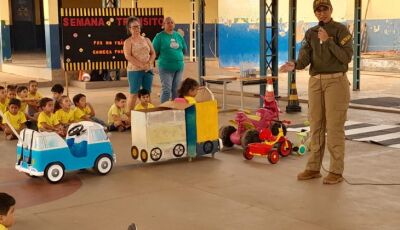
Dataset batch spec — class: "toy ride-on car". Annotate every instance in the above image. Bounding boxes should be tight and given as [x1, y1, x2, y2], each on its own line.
[15, 121, 115, 183]
[219, 106, 282, 149]
[219, 91, 281, 149]
[243, 121, 292, 164]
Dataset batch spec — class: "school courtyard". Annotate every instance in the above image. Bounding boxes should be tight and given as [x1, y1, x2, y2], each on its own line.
[0, 60, 399, 230]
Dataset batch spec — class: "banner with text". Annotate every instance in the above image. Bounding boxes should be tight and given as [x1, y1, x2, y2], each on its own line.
[61, 8, 163, 71]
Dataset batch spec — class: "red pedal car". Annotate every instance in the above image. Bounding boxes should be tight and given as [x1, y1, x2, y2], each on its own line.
[243, 121, 292, 164]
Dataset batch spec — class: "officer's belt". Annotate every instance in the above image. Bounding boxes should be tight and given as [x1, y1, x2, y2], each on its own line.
[311, 72, 345, 79]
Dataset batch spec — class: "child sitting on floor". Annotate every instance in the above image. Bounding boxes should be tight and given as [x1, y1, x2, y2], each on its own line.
[134, 89, 155, 110]
[27, 80, 42, 116]
[17, 86, 37, 130]
[37, 97, 65, 136]
[5, 85, 17, 104]
[0, 86, 7, 113]
[0, 193, 16, 230]
[51, 84, 64, 111]
[55, 95, 75, 129]
[107, 93, 130, 132]
[73, 93, 107, 127]
[177, 78, 200, 105]
[2, 98, 26, 140]
[16, 86, 30, 114]
[0, 86, 6, 130]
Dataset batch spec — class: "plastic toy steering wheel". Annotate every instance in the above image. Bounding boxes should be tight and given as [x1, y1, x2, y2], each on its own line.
[68, 124, 84, 136]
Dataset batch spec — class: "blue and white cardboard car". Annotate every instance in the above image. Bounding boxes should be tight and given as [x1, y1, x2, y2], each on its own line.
[15, 121, 115, 183]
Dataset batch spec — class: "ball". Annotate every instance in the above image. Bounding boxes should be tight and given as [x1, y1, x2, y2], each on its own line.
[82, 73, 91, 82]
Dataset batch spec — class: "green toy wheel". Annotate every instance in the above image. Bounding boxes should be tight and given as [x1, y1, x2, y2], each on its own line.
[297, 144, 307, 156]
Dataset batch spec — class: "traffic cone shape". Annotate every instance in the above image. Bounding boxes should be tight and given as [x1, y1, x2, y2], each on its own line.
[286, 76, 302, 113]
[264, 78, 275, 102]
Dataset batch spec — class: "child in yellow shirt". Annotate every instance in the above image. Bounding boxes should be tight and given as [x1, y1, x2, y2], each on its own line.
[0, 86, 7, 113]
[5, 85, 17, 107]
[73, 93, 107, 127]
[134, 89, 155, 110]
[0, 86, 7, 129]
[51, 84, 64, 111]
[108, 93, 130, 132]
[0, 193, 16, 230]
[16, 86, 36, 114]
[2, 99, 26, 140]
[177, 78, 199, 105]
[37, 97, 65, 136]
[55, 95, 75, 129]
[16, 86, 39, 130]
[27, 80, 42, 117]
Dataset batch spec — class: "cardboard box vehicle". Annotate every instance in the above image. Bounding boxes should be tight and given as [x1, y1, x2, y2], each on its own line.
[130, 87, 220, 163]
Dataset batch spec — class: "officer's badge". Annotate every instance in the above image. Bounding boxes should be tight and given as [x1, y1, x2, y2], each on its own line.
[340, 34, 352, 45]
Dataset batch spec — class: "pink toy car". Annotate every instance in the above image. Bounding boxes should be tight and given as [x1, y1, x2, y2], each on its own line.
[219, 107, 283, 149]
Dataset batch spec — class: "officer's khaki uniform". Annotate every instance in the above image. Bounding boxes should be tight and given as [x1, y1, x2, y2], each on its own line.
[295, 19, 353, 175]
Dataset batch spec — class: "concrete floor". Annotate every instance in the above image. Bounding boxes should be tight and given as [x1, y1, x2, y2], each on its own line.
[1, 61, 400, 230]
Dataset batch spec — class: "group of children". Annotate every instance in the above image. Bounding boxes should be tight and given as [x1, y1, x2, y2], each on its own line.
[0, 80, 42, 140]
[0, 81, 109, 139]
[0, 77, 201, 139]
[106, 78, 199, 133]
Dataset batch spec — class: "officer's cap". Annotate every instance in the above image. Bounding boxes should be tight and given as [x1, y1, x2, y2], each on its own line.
[313, 0, 332, 11]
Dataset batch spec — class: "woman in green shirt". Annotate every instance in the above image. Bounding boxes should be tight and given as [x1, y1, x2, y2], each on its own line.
[152, 17, 187, 103]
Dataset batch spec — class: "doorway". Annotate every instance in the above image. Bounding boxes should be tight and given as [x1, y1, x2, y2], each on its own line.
[11, 0, 45, 52]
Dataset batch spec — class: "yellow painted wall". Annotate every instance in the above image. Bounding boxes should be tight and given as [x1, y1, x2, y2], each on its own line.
[120, 0, 218, 23]
[43, 0, 59, 24]
[219, 0, 349, 23]
[0, 0, 11, 25]
[345, 0, 400, 20]
[219, 0, 400, 23]
[35, 0, 41, 25]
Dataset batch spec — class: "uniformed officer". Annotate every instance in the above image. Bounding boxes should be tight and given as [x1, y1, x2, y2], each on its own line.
[280, 0, 353, 184]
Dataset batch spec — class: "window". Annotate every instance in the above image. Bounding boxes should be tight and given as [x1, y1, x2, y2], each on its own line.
[90, 129, 107, 143]
[43, 135, 66, 149]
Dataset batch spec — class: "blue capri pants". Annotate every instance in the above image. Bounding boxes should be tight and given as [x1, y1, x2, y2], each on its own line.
[127, 70, 154, 94]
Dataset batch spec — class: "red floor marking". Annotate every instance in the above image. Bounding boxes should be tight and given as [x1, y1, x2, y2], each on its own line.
[0, 168, 82, 209]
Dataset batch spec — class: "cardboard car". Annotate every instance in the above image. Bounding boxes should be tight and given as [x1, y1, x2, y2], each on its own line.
[130, 87, 220, 163]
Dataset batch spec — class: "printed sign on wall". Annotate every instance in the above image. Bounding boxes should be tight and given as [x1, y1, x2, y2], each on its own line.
[61, 8, 163, 71]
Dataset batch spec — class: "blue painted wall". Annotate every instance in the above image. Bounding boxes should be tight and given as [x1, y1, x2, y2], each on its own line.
[218, 23, 302, 68]
[218, 19, 400, 68]
[365, 19, 400, 51]
[0, 21, 12, 61]
[175, 23, 218, 58]
[44, 24, 61, 69]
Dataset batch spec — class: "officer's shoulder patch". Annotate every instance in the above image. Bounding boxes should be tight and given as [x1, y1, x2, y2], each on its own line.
[340, 34, 352, 46]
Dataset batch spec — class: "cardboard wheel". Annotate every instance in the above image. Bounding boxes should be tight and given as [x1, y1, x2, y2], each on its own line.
[173, 144, 185, 157]
[203, 141, 214, 154]
[150, 147, 162, 161]
[140, 149, 148, 163]
[131, 146, 139, 159]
